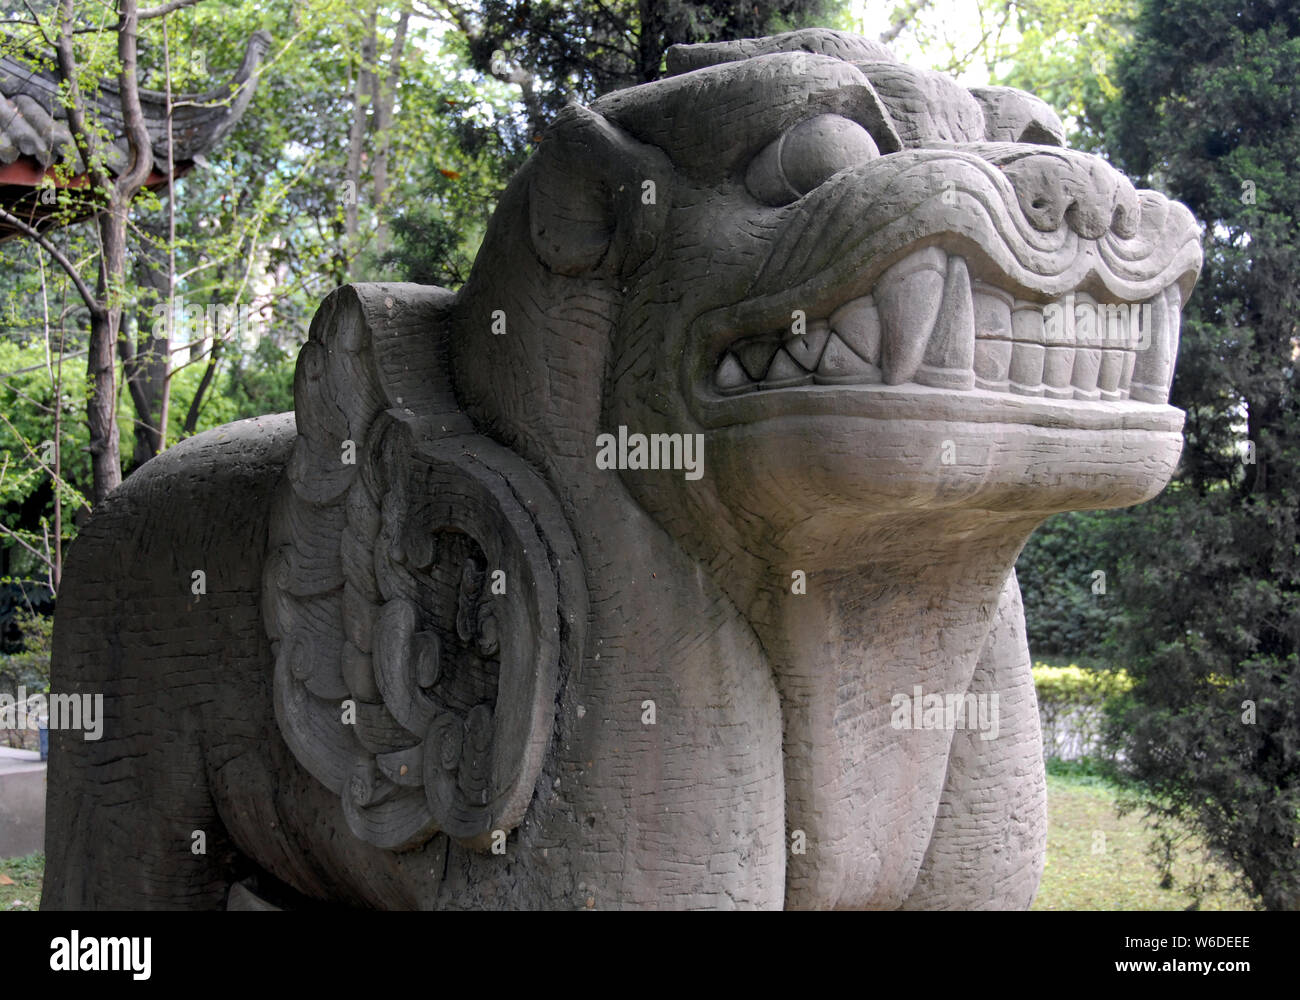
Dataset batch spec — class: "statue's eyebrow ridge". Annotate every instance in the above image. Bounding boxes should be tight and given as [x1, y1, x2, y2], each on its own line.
[593, 55, 901, 174]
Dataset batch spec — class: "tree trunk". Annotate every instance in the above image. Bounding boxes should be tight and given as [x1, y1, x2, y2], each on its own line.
[637, 0, 663, 83]
[370, 6, 410, 258]
[123, 227, 171, 467]
[344, 4, 377, 268]
[88, 208, 127, 503]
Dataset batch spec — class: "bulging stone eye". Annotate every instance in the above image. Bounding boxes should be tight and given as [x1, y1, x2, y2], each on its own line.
[745, 113, 881, 205]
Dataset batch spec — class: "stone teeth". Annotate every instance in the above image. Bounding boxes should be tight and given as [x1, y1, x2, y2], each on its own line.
[784, 318, 830, 370]
[1043, 293, 1076, 346]
[1097, 349, 1125, 400]
[762, 347, 811, 388]
[1129, 287, 1178, 404]
[1041, 293, 1076, 398]
[1118, 349, 1137, 398]
[735, 339, 781, 381]
[915, 255, 975, 390]
[829, 296, 882, 365]
[1131, 296, 1157, 352]
[1069, 291, 1101, 400]
[974, 339, 1012, 391]
[973, 282, 1013, 392]
[715, 352, 752, 394]
[1042, 342, 1075, 399]
[1008, 301, 1045, 396]
[1110, 303, 1144, 350]
[1074, 292, 1104, 348]
[1071, 348, 1102, 400]
[712, 282, 1176, 404]
[973, 282, 1014, 340]
[814, 332, 883, 384]
[876, 246, 946, 385]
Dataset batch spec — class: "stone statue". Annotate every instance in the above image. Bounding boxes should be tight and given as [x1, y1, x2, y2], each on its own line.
[42, 28, 1201, 910]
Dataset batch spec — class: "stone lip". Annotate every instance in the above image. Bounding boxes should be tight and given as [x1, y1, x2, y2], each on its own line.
[693, 380, 1187, 432]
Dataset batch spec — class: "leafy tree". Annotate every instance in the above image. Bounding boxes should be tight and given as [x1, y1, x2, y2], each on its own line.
[1014, 510, 1116, 664]
[1097, 0, 1300, 911]
[430, 1, 838, 146]
[0, 0, 214, 504]
[859, 0, 1139, 150]
[384, 0, 841, 284]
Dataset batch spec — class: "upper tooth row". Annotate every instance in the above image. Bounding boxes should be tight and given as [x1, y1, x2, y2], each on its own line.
[713, 248, 1178, 404]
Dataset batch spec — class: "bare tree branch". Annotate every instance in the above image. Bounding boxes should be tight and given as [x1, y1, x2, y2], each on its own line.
[0, 347, 91, 377]
[0, 522, 53, 572]
[0, 209, 103, 314]
[0, 379, 57, 416]
[371, 2, 411, 254]
[0, 409, 67, 490]
[139, 0, 204, 20]
[114, 2, 155, 201]
[55, 0, 111, 199]
[21, 1, 54, 45]
[879, 0, 935, 45]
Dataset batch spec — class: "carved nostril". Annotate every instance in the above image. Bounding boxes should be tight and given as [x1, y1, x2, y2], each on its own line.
[1065, 200, 1112, 240]
[1002, 152, 1140, 240]
[1111, 182, 1141, 239]
[1112, 204, 1137, 238]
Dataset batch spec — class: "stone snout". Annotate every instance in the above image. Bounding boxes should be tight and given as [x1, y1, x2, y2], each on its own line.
[700, 142, 1195, 414]
[993, 146, 1141, 239]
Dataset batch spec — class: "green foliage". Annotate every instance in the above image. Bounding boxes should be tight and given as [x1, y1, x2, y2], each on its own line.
[0, 608, 53, 692]
[1032, 662, 1132, 702]
[0, 852, 44, 911]
[0, 333, 100, 580]
[216, 339, 297, 422]
[859, 0, 1141, 149]
[1033, 662, 1132, 761]
[383, 0, 842, 286]
[378, 84, 517, 288]
[1097, 0, 1300, 911]
[0, 607, 53, 751]
[1044, 754, 1119, 786]
[458, 0, 837, 122]
[1017, 510, 1117, 661]
[993, 0, 1138, 151]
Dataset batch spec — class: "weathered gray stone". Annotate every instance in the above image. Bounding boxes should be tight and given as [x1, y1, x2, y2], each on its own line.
[43, 28, 1201, 910]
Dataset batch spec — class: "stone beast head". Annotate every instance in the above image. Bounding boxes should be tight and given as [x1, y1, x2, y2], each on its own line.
[267, 29, 1200, 908]
[454, 28, 1200, 559]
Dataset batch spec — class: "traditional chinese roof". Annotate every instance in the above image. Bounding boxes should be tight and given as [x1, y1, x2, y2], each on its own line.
[0, 29, 271, 239]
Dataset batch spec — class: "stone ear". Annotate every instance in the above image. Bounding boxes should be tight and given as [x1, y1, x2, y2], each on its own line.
[528, 102, 671, 277]
[265, 284, 587, 853]
[969, 86, 1066, 146]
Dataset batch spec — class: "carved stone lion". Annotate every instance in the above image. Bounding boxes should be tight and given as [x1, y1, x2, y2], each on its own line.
[43, 29, 1200, 910]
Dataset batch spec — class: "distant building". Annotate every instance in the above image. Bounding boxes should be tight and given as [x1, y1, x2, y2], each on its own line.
[0, 30, 271, 242]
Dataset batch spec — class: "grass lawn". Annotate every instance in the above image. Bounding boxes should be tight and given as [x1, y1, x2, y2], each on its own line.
[0, 852, 43, 911]
[1032, 766, 1258, 911]
[1, 768, 1261, 910]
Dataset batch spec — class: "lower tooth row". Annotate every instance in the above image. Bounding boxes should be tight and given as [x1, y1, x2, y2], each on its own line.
[713, 257, 1177, 404]
[717, 327, 1150, 400]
